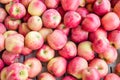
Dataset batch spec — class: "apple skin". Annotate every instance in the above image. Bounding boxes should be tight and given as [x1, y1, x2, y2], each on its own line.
[64, 11, 81, 28]
[25, 31, 44, 50]
[18, 23, 31, 36]
[5, 33, 24, 54]
[108, 30, 120, 49]
[115, 63, 120, 76]
[23, 12, 31, 22]
[38, 72, 56, 80]
[62, 76, 77, 80]
[24, 58, 42, 78]
[2, 50, 20, 65]
[42, 9, 61, 28]
[61, 0, 80, 11]
[47, 30, 67, 50]
[78, 41, 95, 61]
[0, 59, 4, 71]
[9, 3, 26, 19]
[56, 7, 66, 18]
[21, 46, 32, 55]
[0, 34, 5, 51]
[36, 44, 55, 62]
[104, 73, 120, 80]
[101, 12, 120, 31]
[27, 16, 42, 31]
[114, 1, 120, 18]
[76, 8, 89, 18]
[0, 67, 8, 80]
[93, 0, 111, 16]
[47, 57, 67, 77]
[89, 58, 108, 78]
[20, 0, 32, 8]
[45, 0, 60, 8]
[71, 25, 88, 43]
[67, 57, 88, 79]
[86, 0, 95, 3]
[5, 1, 14, 13]
[28, 0, 46, 16]
[4, 16, 21, 30]
[81, 67, 100, 80]
[82, 13, 101, 32]
[0, 0, 12, 4]
[6, 63, 28, 80]
[0, 7, 7, 23]
[0, 23, 6, 34]
[59, 41, 77, 59]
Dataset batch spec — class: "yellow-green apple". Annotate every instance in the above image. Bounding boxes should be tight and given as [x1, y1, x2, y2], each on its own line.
[115, 63, 120, 76]
[56, 7, 65, 17]
[6, 63, 28, 80]
[36, 44, 55, 62]
[38, 72, 56, 80]
[78, 41, 95, 61]
[27, 16, 42, 31]
[18, 23, 31, 36]
[64, 11, 81, 28]
[82, 13, 100, 32]
[42, 9, 61, 28]
[23, 12, 31, 22]
[24, 58, 42, 78]
[76, 8, 89, 18]
[62, 76, 77, 80]
[47, 57, 67, 77]
[28, 0, 46, 16]
[93, 0, 111, 16]
[86, 0, 95, 3]
[0, 7, 7, 22]
[9, 3, 26, 19]
[71, 25, 88, 43]
[114, 1, 120, 18]
[21, 46, 32, 56]
[0, 34, 5, 51]
[81, 67, 100, 80]
[67, 57, 88, 79]
[39, 28, 53, 41]
[58, 41, 77, 59]
[4, 16, 21, 30]
[0, 23, 6, 34]
[5, 33, 24, 54]
[25, 31, 44, 50]
[108, 30, 120, 49]
[0, 0, 12, 4]
[61, 0, 80, 11]
[20, 0, 32, 8]
[45, 0, 60, 8]
[101, 12, 120, 31]
[104, 73, 120, 80]
[47, 30, 67, 50]
[0, 67, 8, 80]
[89, 58, 108, 78]
[0, 59, 4, 71]
[2, 50, 20, 65]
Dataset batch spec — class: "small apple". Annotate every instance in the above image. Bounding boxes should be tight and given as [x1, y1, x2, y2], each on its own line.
[0, 23, 6, 34]
[104, 73, 120, 80]
[0, 7, 7, 23]
[62, 76, 77, 80]
[45, 0, 60, 8]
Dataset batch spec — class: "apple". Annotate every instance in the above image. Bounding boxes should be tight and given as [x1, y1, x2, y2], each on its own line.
[18, 23, 31, 36]
[20, 0, 32, 8]
[78, 41, 95, 61]
[64, 11, 81, 28]
[27, 16, 42, 31]
[0, 0, 12, 4]
[42, 9, 61, 28]
[58, 41, 77, 59]
[28, 0, 46, 16]
[38, 72, 56, 80]
[9, 3, 26, 19]
[5, 1, 14, 13]
[45, 0, 60, 8]
[62, 76, 77, 80]
[36, 44, 55, 62]
[2, 50, 20, 65]
[114, 1, 120, 18]
[101, 12, 120, 31]
[24, 58, 42, 78]
[71, 25, 88, 43]
[61, 0, 80, 11]
[0, 23, 6, 34]
[6, 63, 28, 80]
[89, 58, 108, 78]
[0, 59, 4, 71]
[47, 57, 67, 77]
[21, 46, 32, 55]
[115, 63, 120, 76]
[47, 30, 67, 50]
[25, 31, 44, 50]
[81, 67, 100, 80]
[0, 7, 7, 23]
[4, 16, 21, 30]
[93, 0, 111, 16]
[82, 13, 101, 32]
[0, 67, 8, 80]
[104, 73, 120, 80]
[5, 33, 24, 54]
[0, 33, 5, 51]
[67, 57, 88, 79]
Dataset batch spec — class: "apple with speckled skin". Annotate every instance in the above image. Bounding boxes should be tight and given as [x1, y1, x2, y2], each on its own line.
[0, 7, 7, 23]
[104, 73, 120, 80]
[62, 76, 77, 80]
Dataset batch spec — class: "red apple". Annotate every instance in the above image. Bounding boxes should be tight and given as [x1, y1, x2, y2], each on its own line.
[0, 67, 8, 80]
[21, 46, 32, 55]
[42, 9, 61, 28]
[114, 1, 120, 18]
[0, 7, 7, 22]
[62, 76, 77, 80]
[47, 57, 67, 77]
[104, 73, 120, 80]
[0, 33, 5, 51]
[67, 57, 88, 79]
[24, 58, 42, 78]
[5, 1, 14, 13]
[0, 23, 6, 34]
[45, 0, 60, 8]
[0, 59, 4, 71]
[115, 63, 120, 76]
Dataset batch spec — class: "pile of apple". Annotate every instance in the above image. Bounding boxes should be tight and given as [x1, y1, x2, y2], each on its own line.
[0, 0, 120, 80]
